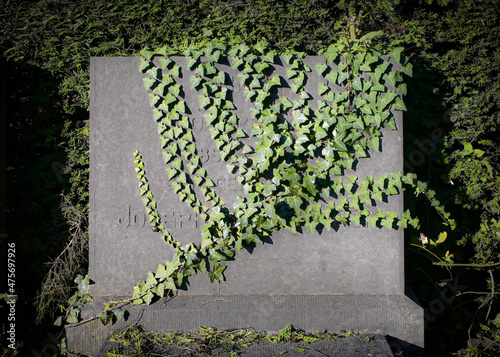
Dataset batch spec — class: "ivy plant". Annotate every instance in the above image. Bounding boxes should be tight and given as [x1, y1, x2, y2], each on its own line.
[131, 34, 422, 305]
[57, 34, 455, 326]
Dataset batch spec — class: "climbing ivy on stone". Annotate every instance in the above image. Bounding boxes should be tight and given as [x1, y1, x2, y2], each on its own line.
[131, 34, 423, 304]
[58, 34, 455, 326]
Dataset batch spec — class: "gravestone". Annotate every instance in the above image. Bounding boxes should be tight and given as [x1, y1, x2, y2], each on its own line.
[66, 54, 423, 356]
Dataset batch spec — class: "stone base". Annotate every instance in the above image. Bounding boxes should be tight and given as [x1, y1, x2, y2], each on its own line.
[66, 294, 423, 356]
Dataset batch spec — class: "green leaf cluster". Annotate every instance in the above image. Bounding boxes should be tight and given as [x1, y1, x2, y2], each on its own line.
[124, 38, 426, 314]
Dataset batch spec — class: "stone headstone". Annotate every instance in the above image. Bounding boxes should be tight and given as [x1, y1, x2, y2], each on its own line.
[66, 56, 423, 357]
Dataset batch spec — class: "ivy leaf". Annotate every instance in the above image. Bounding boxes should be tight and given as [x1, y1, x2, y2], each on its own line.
[324, 48, 338, 63]
[242, 144, 254, 154]
[192, 175, 203, 186]
[238, 72, 249, 86]
[325, 72, 338, 84]
[159, 57, 173, 69]
[153, 109, 165, 122]
[366, 215, 379, 228]
[256, 90, 269, 103]
[367, 136, 380, 151]
[396, 83, 407, 96]
[143, 77, 157, 91]
[208, 264, 227, 283]
[388, 47, 404, 64]
[286, 68, 298, 79]
[305, 219, 318, 234]
[166, 167, 179, 180]
[318, 83, 329, 96]
[287, 196, 303, 211]
[316, 63, 328, 76]
[292, 111, 308, 126]
[98, 311, 114, 326]
[142, 292, 154, 305]
[322, 146, 334, 159]
[332, 137, 348, 152]
[382, 72, 397, 89]
[386, 183, 399, 195]
[244, 87, 256, 101]
[351, 77, 363, 92]
[238, 43, 252, 56]
[279, 97, 293, 111]
[172, 158, 183, 171]
[147, 93, 160, 108]
[190, 75, 202, 89]
[232, 57, 245, 69]
[132, 298, 144, 306]
[262, 51, 276, 63]
[235, 128, 247, 138]
[139, 57, 153, 73]
[268, 75, 282, 88]
[255, 62, 269, 73]
[146, 272, 157, 287]
[170, 65, 181, 78]
[337, 71, 349, 84]
[294, 72, 305, 87]
[213, 71, 226, 84]
[371, 191, 383, 203]
[169, 84, 181, 97]
[162, 151, 174, 164]
[370, 68, 383, 84]
[366, 90, 378, 103]
[401, 63, 413, 77]
[208, 50, 221, 62]
[199, 95, 211, 109]
[384, 117, 397, 130]
[290, 84, 301, 93]
[393, 97, 407, 111]
[371, 114, 382, 127]
[249, 77, 262, 89]
[186, 56, 198, 70]
[175, 100, 186, 113]
[374, 175, 388, 190]
[433, 231, 448, 246]
[352, 116, 365, 131]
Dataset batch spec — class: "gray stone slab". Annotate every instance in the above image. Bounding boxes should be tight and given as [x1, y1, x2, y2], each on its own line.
[66, 294, 422, 356]
[89, 56, 404, 297]
[76, 55, 423, 357]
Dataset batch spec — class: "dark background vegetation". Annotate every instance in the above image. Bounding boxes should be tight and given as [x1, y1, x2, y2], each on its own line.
[0, 0, 499, 355]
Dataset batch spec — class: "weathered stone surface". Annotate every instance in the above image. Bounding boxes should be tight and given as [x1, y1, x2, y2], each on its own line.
[89, 57, 404, 296]
[71, 56, 423, 357]
[67, 295, 422, 356]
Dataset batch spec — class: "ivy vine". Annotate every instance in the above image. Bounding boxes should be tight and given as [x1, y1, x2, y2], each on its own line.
[58, 33, 456, 327]
[132, 33, 419, 303]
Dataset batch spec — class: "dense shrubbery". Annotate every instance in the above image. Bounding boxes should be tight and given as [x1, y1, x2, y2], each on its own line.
[1, 0, 499, 355]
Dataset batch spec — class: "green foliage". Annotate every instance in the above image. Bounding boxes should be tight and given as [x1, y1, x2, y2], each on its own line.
[114, 38, 425, 317]
[458, 219, 500, 267]
[54, 275, 93, 326]
[2, 0, 499, 355]
[61, 120, 90, 212]
[104, 324, 364, 356]
[455, 320, 500, 356]
[0, 0, 346, 114]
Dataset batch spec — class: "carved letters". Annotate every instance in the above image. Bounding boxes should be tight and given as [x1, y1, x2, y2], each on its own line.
[119, 205, 205, 230]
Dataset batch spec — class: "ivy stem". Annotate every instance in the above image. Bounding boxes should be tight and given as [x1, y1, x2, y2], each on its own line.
[65, 282, 177, 328]
[410, 243, 445, 264]
[433, 262, 500, 268]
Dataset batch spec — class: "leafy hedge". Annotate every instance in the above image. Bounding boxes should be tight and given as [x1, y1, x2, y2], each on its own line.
[1, 0, 499, 355]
